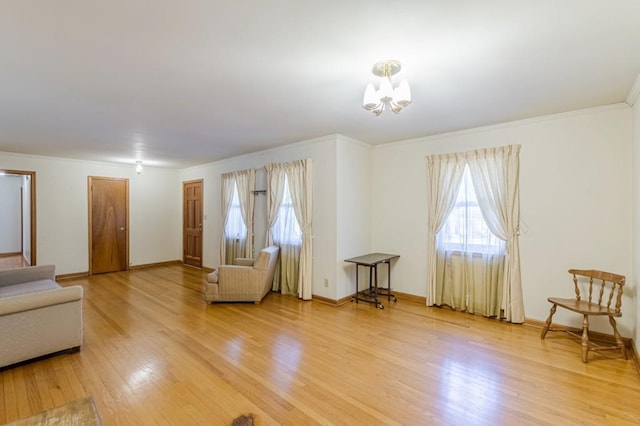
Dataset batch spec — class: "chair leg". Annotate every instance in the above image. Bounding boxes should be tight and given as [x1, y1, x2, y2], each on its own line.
[540, 304, 557, 339]
[609, 316, 628, 360]
[581, 314, 589, 363]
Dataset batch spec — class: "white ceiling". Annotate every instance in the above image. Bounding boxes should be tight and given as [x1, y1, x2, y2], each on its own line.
[1, 1, 639, 169]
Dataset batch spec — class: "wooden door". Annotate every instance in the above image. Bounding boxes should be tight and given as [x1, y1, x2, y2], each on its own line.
[89, 177, 128, 274]
[183, 180, 203, 268]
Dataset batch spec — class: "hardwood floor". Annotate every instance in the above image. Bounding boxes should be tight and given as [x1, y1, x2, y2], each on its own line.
[0, 255, 28, 270]
[1, 264, 639, 425]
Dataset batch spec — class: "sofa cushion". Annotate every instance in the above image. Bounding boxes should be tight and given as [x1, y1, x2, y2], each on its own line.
[0, 279, 60, 298]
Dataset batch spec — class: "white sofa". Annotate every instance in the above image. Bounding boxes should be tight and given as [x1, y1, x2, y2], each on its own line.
[0, 265, 83, 369]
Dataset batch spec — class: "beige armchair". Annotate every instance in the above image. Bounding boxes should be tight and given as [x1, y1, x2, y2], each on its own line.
[204, 246, 279, 304]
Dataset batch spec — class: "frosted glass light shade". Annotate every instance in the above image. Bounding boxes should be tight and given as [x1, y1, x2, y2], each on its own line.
[377, 77, 394, 102]
[395, 79, 411, 107]
[362, 83, 379, 110]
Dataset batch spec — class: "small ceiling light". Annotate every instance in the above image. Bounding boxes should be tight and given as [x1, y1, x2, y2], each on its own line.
[135, 161, 143, 175]
[363, 60, 412, 116]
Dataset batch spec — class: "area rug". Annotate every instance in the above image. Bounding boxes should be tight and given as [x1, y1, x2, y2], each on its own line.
[5, 396, 102, 425]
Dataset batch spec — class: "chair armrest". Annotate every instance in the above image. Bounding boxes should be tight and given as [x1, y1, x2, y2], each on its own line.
[0, 286, 83, 316]
[233, 258, 255, 267]
[0, 265, 56, 287]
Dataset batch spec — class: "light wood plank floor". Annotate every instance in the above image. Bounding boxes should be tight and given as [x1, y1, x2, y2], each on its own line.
[1, 264, 639, 425]
[0, 255, 28, 270]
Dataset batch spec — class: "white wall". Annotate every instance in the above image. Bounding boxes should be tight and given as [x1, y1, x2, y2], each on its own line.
[179, 135, 339, 297]
[0, 175, 22, 253]
[0, 153, 181, 275]
[336, 135, 372, 300]
[371, 105, 633, 336]
[632, 93, 640, 353]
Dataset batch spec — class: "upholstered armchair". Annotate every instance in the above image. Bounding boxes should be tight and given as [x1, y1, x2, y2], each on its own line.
[204, 246, 280, 303]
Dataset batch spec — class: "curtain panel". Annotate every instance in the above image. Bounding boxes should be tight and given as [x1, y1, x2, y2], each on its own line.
[220, 173, 235, 265]
[266, 159, 313, 300]
[435, 250, 505, 317]
[467, 145, 523, 322]
[425, 145, 524, 323]
[425, 153, 466, 308]
[234, 168, 256, 258]
[220, 169, 255, 265]
[266, 163, 287, 291]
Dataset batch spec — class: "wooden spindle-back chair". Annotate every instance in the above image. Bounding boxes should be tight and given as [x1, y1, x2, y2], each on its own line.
[540, 269, 627, 363]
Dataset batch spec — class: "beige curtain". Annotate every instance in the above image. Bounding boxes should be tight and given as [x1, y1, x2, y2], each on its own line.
[266, 163, 287, 291]
[235, 168, 256, 259]
[426, 145, 524, 323]
[435, 251, 505, 316]
[220, 169, 255, 265]
[220, 173, 235, 265]
[266, 159, 313, 299]
[286, 158, 313, 300]
[467, 145, 523, 323]
[425, 153, 466, 306]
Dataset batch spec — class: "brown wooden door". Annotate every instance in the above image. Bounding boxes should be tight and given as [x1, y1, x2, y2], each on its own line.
[183, 180, 203, 268]
[89, 177, 128, 274]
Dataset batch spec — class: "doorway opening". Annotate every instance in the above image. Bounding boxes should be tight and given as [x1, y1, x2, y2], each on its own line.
[0, 169, 36, 267]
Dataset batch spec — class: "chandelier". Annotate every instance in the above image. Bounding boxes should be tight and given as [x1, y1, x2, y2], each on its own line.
[362, 60, 412, 116]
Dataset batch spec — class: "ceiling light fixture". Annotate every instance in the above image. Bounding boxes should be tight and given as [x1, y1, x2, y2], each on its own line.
[362, 60, 411, 116]
[135, 161, 143, 175]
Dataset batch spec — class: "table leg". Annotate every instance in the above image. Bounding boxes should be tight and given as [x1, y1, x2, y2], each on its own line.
[388, 261, 397, 303]
[354, 264, 359, 303]
[387, 261, 391, 302]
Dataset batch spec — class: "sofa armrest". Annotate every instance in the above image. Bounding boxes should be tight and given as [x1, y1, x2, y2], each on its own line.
[0, 265, 56, 287]
[0, 286, 83, 316]
[233, 258, 255, 267]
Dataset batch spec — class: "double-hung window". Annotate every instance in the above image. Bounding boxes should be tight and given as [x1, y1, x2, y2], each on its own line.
[224, 182, 247, 242]
[438, 166, 503, 254]
[271, 175, 302, 246]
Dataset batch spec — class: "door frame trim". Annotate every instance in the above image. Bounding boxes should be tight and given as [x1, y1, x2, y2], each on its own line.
[88, 176, 129, 275]
[0, 169, 36, 265]
[183, 179, 203, 268]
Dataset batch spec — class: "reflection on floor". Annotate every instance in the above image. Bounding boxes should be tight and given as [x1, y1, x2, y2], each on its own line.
[0, 254, 29, 270]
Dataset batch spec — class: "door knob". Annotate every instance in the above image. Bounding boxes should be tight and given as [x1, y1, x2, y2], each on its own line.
[120, 227, 125, 231]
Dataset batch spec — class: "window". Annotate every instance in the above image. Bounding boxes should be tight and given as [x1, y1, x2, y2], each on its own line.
[224, 182, 247, 241]
[271, 175, 302, 245]
[438, 166, 504, 254]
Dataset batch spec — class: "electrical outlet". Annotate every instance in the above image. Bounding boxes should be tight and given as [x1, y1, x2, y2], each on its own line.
[323, 278, 329, 287]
